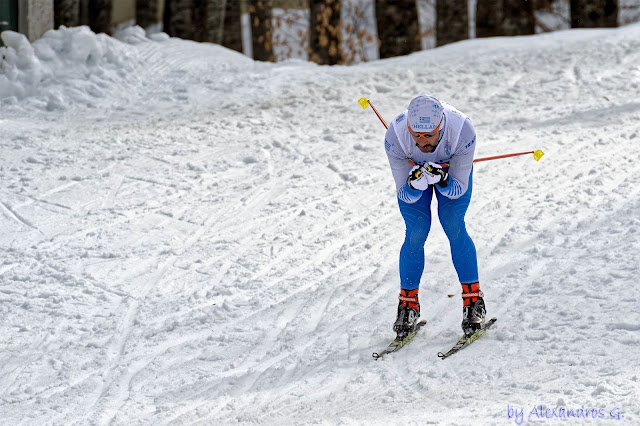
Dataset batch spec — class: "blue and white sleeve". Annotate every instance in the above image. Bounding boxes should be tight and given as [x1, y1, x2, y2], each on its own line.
[436, 119, 476, 199]
[384, 126, 422, 204]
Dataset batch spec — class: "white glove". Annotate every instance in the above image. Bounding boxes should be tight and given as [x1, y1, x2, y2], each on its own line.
[407, 162, 448, 190]
[425, 162, 449, 187]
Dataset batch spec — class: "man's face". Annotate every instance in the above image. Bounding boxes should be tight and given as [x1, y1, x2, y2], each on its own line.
[411, 130, 440, 153]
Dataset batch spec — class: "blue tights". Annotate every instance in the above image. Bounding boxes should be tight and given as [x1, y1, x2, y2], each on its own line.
[398, 172, 478, 290]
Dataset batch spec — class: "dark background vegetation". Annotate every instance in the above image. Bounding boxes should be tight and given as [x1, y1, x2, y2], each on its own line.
[52, 0, 629, 64]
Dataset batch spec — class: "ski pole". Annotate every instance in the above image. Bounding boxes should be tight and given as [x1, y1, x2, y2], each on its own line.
[472, 150, 545, 163]
[359, 97, 414, 164]
[437, 150, 545, 167]
[358, 97, 544, 165]
[358, 97, 388, 130]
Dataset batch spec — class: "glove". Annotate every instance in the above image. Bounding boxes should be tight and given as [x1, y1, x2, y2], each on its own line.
[426, 162, 449, 188]
[407, 162, 449, 190]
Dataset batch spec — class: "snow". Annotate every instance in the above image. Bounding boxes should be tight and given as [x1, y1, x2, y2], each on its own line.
[1, 22, 640, 425]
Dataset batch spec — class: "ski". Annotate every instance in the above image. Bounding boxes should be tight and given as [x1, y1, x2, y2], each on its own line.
[372, 320, 427, 360]
[437, 317, 497, 360]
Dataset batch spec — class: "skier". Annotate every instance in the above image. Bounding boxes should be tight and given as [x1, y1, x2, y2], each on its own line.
[383, 95, 486, 339]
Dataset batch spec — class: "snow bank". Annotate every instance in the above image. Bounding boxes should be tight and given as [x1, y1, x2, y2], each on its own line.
[0, 26, 159, 111]
[0, 25, 259, 115]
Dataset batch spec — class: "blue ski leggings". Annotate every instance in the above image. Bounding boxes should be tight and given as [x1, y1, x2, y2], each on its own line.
[398, 172, 478, 290]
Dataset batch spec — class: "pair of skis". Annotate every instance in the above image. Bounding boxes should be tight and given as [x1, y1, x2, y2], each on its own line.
[372, 317, 497, 360]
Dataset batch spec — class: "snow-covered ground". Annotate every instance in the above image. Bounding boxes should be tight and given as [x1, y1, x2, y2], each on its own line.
[1, 22, 640, 425]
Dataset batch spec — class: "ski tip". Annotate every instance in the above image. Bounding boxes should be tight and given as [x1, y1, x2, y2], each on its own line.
[372, 352, 382, 360]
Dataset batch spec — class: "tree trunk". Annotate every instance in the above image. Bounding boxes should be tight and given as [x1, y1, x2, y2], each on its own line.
[476, 0, 497, 38]
[195, 0, 226, 43]
[164, 0, 195, 39]
[222, 0, 242, 52]
[136, 0, 158, 30]
[570, 0, 618, 28]
[54, 0, 81, 28]
[477, 0, 534, 37]
[375, 0, 420, 59]
[309, 0, 343, 65]
[502, 0, 535, 35]
[88, 0, 112, 34]
[248, 0, 274, 62]
[436, 0, 468, 47]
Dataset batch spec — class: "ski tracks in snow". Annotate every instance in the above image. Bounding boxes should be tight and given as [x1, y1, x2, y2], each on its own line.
[2, 25, 640, 425]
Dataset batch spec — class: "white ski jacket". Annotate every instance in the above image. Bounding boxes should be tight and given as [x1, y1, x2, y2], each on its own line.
[384, 101, 476, 203]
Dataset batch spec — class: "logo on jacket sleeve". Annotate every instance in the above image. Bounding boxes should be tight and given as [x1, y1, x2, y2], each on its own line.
[465, 136, 476, 150]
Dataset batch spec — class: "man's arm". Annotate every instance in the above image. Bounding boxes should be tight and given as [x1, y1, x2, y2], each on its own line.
[384, 126, 422, 204]
[435, 119, 476, 199]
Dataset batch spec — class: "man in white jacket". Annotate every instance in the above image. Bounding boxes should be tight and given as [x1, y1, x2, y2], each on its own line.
[384, 95, 486, 338]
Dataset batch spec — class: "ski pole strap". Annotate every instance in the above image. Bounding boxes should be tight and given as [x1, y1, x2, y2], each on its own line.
[398, 288, 420, 309]
[461, 283, 482, 305]
[398, 294, 418, 303]
[461, 291, 484, 299]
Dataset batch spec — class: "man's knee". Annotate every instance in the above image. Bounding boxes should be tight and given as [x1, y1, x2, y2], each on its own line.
[439, 215, 465, 240]
[404, 216, 430, 251]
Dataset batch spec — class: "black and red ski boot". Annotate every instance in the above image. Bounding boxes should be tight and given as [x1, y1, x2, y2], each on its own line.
[461, 282, 486, 336]
[393, 288, 420, 339]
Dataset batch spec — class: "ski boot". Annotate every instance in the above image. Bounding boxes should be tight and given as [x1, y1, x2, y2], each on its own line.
[393, 288, 420, 339]
[461, 282, 486, 336]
